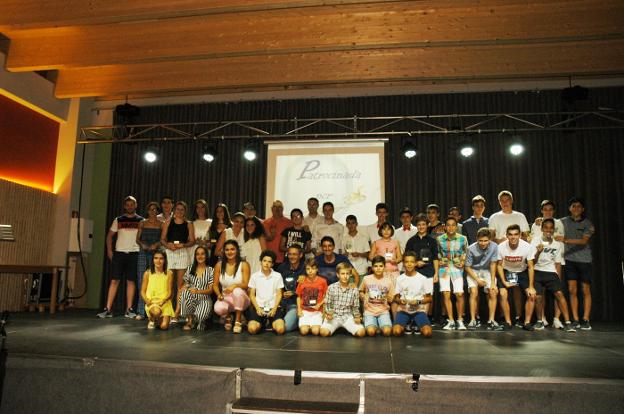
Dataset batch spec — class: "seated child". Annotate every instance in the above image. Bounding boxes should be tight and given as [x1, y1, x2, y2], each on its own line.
[320, 263, 365, 337]
[296, 258, 328, 336]
[247, 250, 286, 335]
[140, 251, 175, 330]
[360, 256, 395, 337]
[392, 251, 433, 338]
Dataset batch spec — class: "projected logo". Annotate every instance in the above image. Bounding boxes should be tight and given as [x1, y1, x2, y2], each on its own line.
[275, 153, 381, 223]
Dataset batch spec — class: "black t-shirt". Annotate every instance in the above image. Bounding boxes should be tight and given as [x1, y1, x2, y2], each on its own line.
[405, 234, 438, 278]
[281, 226, 312, 249]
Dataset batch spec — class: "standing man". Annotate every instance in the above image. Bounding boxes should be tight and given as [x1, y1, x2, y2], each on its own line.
[364, 202, 390, 244]
[462, 195, 489, 245]
[243, 201, 260, 221]
[489, 190, 530, 243]
[99, 196, 144, 318]
[303, 197, 324, 230]
[342, 215, 370, 284]
[280, 208, 312, 255]
[263, 200, 293, 267]
[560, 197, 595, 330]
[394, 207, 418, 255]
[312, 202, 345, 254]
[465, 228, 500, 330]
[157, 195, 174, 222]
[437, 217, 469, 330]
[496, 224, 537, 330]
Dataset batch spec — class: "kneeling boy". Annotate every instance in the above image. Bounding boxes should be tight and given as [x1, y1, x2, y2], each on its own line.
[296, 258, 328, 335]
[320, 263, 365, 337]
[392, 251, 433, 338]
[247, 250, 286, 335]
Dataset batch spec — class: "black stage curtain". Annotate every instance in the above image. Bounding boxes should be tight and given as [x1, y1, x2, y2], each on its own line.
[104, 87, 624, 321]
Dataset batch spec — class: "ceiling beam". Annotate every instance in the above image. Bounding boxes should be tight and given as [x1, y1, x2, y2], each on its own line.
[54, 39, 624, 98]
[5, 0, 623, 71]
[0, 0, 405, 29]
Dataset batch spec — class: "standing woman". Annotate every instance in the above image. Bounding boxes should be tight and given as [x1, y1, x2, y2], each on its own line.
[191, 199, 212, 256]
[215, 211, 245, 259]
[135, 201, 162, 320]
[180, 246, 214, 331]
[213, 240, 251, 333]
[140, 251, 175, 329]
[161, 201, 196, 321]
[208, 203, 232, 267]
[241, 216, 267, 275]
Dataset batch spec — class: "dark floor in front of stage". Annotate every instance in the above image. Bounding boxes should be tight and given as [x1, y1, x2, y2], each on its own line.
[6, 310, 624, 379]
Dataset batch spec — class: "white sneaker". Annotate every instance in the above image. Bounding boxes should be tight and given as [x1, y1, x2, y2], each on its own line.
[443, 320, 456, 330]
[147, 321, 155, 329]
[552, 318, 564, 330]
[542, 318, 549, 327]
[456, 320, 467, 331]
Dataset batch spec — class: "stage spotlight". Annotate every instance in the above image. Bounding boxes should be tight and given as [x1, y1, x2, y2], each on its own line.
[201, 142, 216, 163]
[143, 148, 158, 163]
[402, 141, 417, 159]
[243, 141, 258, 161]
[459, 145, 475, 158]
[509, 143, 525, 156]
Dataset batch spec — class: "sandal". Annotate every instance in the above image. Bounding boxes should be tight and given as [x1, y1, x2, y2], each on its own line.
[183, 316, 194, 331]
[233, 321, 242, 334]
[224, 315, 233, 331]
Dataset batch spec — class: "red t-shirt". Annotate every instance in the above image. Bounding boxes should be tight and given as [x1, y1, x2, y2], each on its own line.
[296, 276, 328, 312]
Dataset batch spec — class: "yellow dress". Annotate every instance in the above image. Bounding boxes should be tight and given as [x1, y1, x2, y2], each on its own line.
[144, 271, 175, 317]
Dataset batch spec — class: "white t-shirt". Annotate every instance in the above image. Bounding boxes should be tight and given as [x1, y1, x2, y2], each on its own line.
[362, 222, 383, 244]
[312, 220, 345, 252]
[395, 272, 431, 314]
[530, 218, 565, 241]
[303, 214, 324, 232]
[110, 215, 142, 253]
[192, 219, 212, 240]
[342, 232, 370, 276]
[530, 238, 564, 273]
[497, 239, 536, 273]
[248, 270, 284, 309]
[489, 210, 530, 240]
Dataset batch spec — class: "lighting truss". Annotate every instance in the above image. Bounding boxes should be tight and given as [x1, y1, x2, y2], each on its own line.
[78, 110, 624, 144]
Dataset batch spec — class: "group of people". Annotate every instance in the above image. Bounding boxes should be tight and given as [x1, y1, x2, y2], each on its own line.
[98, 190, 595, 337]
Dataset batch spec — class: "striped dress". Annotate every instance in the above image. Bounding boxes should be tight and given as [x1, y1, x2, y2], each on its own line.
[179, 265, 214, 330]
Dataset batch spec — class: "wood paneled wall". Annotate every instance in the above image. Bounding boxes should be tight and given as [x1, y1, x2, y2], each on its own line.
[0, 179, 56, 311]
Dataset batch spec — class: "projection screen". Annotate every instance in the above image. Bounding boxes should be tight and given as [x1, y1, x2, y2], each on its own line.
[266, 140, 385, 224]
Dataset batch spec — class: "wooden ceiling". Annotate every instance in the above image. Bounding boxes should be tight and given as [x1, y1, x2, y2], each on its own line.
[1, 0, 623, 100]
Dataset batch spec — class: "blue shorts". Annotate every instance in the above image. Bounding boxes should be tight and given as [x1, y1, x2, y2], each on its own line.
[364, 313, 393, 329]
[565, 260, 593, 284]
[394, 311, 430, 328]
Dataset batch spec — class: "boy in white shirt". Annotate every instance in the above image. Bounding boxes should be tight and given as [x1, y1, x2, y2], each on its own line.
[342, 215, 370, 282]
[247, 250, 285, 335]
[496, 224, 537, 330]
[391, 251, 433, 338]
[490, 190, 530, 243]
[531, 219, 575, 332]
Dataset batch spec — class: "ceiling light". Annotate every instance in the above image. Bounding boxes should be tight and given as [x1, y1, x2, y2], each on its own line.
[143, 148, 158, 163]
[402, 141, 417, 159]
[509, 143, 524, 156]
[201, 141, 216, 163]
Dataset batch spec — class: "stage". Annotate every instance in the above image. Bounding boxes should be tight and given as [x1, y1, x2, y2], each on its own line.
[2, 310, 624, 413]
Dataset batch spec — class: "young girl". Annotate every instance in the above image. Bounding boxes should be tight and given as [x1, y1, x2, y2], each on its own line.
[368, 222, 403, 278]
[241, 216, 267, 276]
[213, 240, 251, 334]
[208, 203, 231, 267]
[215, 212, 245, 258]
[140, 251, 175, 330]
[180, 246, 214, 331]
[369, 222, 402, 319]
[296, 258, 328, 336]
[135, 201, 162, 320]
[359, 256, 394, 337]
[161, 201, 196, 321]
